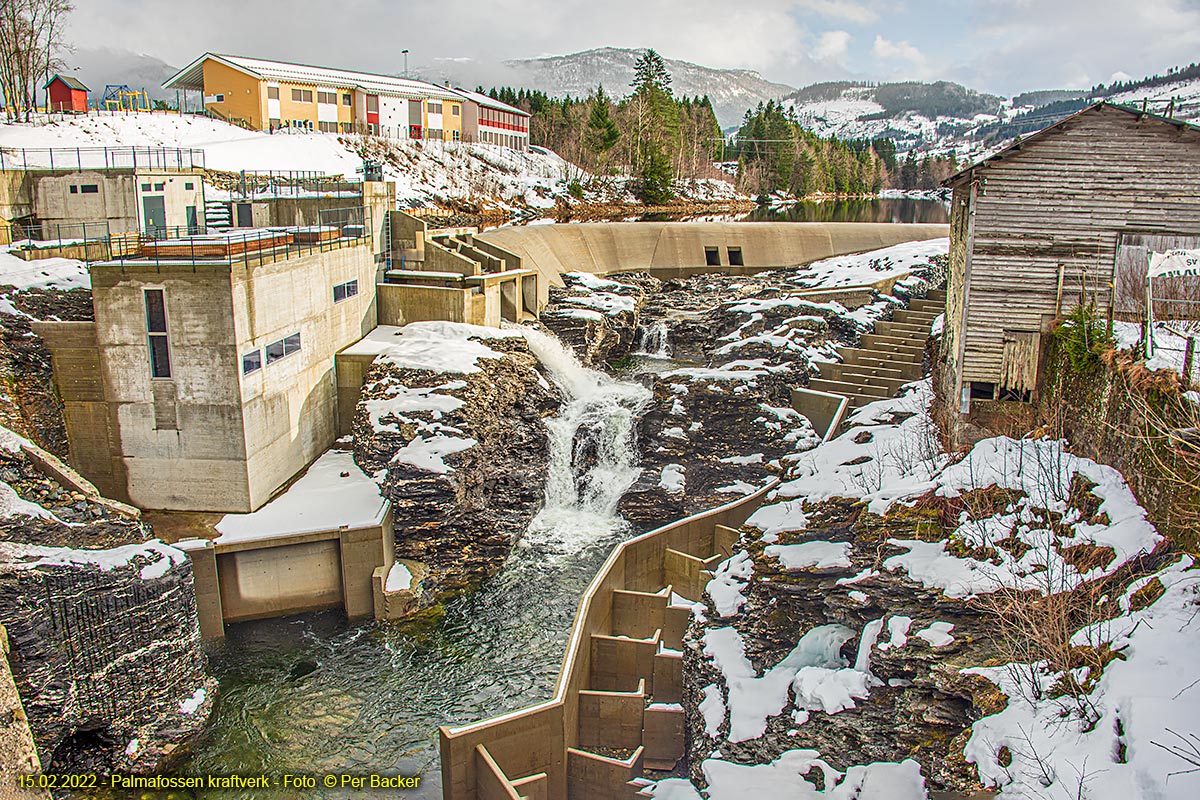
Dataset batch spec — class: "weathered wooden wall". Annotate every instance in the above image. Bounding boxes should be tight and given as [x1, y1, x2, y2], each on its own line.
[954, 105, 1200, 392]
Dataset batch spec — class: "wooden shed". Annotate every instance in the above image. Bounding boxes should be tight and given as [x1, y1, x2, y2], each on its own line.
[45, 74, 89, 112]
[942, 102, 1200, 413]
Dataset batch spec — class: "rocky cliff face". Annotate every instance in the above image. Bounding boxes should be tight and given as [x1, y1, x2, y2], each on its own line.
[0, 431, 213, 775]
[674, 382, 1173, 797]
[0, 287, 93, 458]
[351, 323, 559, 601]
[538, 266, 942, 530]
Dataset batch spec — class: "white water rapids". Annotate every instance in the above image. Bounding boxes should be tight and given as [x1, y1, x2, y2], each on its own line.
[518, 326, 652, 552]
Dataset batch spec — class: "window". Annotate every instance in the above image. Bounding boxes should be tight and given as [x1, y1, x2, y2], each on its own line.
[214, 94, 224, 102]
[291, 88, 303, 102]
[451, 104, 460, 116]
[317, 91, 338, 104]
[341, 122, 353, 133]
[727, 247, 744, 267]
[141, 183, 151, 191]
[185, 182, 194, 190]
[318, 121, 338, 133]
[366, 95, 378, 113]
[428, 101, 442, 114]
[242, 349, 262, 375]
[343, 93, 352, 106]
[333, 279, 359, 303]
[80, 184, 99, 194]
[291, 88, 313, 103]
[452, 130, 460, 141]
[267, 86, 280, 100]
[153, 183, 164, 191]
[704, 246, 721, 266]
[69, 185, 77, 194]
[265, 332, 302, 365]
[144, 289, 171, 379]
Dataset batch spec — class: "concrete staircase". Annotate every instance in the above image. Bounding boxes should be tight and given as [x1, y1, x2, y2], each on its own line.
[808, 289, 946, 412]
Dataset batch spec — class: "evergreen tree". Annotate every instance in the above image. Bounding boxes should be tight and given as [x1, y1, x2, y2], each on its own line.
[584, 87, 621, 168]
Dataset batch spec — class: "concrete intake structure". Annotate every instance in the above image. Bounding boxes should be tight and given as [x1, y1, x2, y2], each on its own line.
[476, 221, 949, 308]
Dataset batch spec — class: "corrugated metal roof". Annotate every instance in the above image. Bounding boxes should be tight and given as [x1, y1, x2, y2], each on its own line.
[944, 101, 1200, 187]
[44, 74, 89, 92]
[450, 87, 530, 117]
[162, 53, 462, 101]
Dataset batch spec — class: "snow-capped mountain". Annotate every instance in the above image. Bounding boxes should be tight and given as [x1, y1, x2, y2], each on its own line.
[780, 65, 1200, 160]
[780, 80, 1005, 158]
[503, 47, 796, 129]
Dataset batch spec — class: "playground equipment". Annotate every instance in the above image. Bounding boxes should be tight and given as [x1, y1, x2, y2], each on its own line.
[102, 85, 150, 111]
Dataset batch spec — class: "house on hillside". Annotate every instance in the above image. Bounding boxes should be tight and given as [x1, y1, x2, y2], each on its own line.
[162, 53, 464, 140]
[451, 88, 531, 150]
[44, 74, 89, 112]
[941, 102, 1200, 427]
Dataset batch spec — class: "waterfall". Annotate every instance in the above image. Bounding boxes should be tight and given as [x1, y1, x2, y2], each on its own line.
[634, 322, 671, 358]
[518, 326, 651, 552]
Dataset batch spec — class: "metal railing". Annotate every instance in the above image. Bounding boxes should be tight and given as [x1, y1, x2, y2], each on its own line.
[104, 206, 371, 269]
[0, 146, 206, 173]
[219, 170, 363, 201]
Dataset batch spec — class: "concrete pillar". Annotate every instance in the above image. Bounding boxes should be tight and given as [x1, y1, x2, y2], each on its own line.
[338, 514, 390, 621]
[175, 538, 225, 640]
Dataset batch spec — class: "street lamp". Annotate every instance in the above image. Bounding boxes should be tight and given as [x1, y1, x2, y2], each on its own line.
[402, 50, 409, 79]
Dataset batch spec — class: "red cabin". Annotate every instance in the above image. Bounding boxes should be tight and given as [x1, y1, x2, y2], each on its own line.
[45, 74, 89, 113]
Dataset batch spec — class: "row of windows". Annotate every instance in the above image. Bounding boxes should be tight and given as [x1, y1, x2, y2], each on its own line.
[703, 246, 744, 267]
[269, 119, 354, 133]
[481, 130, 526, 148]
[69, 184, 99, 194]
[480, 107, 526, 129]
[333, 279, 359, 303]
[138, 181, 194, 191]
[268, 86, 354, 106]
[243, 332, 302, 374]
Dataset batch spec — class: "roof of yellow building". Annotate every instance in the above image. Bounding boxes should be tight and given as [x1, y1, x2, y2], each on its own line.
[163, 53, 463, 102]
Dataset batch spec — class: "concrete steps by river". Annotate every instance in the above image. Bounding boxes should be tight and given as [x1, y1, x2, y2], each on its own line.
[809, 289, 946, 414]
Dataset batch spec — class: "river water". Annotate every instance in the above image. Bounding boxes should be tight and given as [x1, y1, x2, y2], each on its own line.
[176, 329, 650, 798]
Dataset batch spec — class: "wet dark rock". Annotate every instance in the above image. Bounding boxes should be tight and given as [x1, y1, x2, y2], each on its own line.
[540, 273, 659, 366]
[353, 334, 559, 601]
[0, 443, 212, 776]
[0, 287, 93, 458]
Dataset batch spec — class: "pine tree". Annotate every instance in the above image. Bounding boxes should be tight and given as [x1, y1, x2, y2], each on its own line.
[584, 87, 621, 168]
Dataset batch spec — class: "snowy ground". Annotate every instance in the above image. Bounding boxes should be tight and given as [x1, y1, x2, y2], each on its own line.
[1113, 320, 1200, 386]
[646, 381, 1197, 800]
[0, 112, 744, 210]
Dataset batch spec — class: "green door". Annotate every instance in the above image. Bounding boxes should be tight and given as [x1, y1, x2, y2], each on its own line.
[142, 195, 166, 236]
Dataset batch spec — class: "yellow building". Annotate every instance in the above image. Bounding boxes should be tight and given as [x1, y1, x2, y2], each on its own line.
[163, 53, 463, 141]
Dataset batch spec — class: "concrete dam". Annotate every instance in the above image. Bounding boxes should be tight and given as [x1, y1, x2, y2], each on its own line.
[476, 221, 950, 292]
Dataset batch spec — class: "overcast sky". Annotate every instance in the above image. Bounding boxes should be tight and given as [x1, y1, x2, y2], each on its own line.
[64, 0, 1200, 96]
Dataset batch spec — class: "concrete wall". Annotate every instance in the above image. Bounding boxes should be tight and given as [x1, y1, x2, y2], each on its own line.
[233, 243, 378, 511]
[478, 221, 949, 309]
[179, 510, 392, 634]
[28, 168, 204, 236]
[88, 261, 249, 510]
[32, 321, 126, 499]
[42, 242, 376, 513]
[376, 283, 477, 327]
[439, 483, 774, 800]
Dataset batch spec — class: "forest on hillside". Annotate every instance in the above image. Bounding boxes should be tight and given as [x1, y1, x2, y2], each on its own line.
[729, 100, 958, 196]
[483, 50, 952, 202]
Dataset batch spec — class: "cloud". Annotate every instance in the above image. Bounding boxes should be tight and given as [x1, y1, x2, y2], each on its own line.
[948, 0, 1200, 94]
[814, 30, 852, 64]
[872, 34, 926, 65]
[796, 0, 879, 23]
